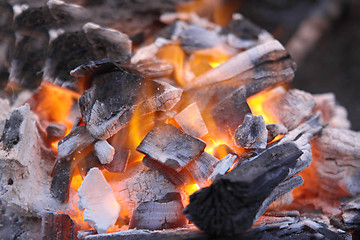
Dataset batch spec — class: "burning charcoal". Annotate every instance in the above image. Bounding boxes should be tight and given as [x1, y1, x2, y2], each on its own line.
[78, 65, 182, 139]
[179, 25, 220, 53]
[340, 195, 360, 230]
[44, 31, 97, 85]
[221, 13, 262, 41]
[78, 167, 120, 234]
[57, 126, 96, 159]
[47, 0, 90, 26]
[186, 152, 218, 187]
[130, 58, 174, 79]
[157, 20, 187, 41]
[129, 192, 187, 230]
[137, 123, 206, 172]
[300, 126, 360, 198]
[143, 156, 194, 186]
[8, 34, 48, 89]
[131, 38, 170, 64]
[266, 123, 287, 143]
[0, 104, 54, 214]
[187, 40, 294, 89]
[263, 89, 316, 130]
[94, 140, 115, 164]
[41, 212, 75, 240]
[174, 102, 208, 138]
[51, 158, 74, 202]
[46, 122, 67, 143]
[208, 86, 251, 139]
[103, 148, 130, 173]
[77, 152, 103, 178]
[212, 144, 236, 160]
[13, 6, 56, 32]
[83, 22, 131, 63]
[208, 154, 237, 181]
[183, 142, 303, 236]
[313, 93, 351, 129]
[234, 114, 268, 149]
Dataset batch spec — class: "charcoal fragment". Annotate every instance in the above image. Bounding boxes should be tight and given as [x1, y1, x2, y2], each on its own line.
[234, 114, 268, 149]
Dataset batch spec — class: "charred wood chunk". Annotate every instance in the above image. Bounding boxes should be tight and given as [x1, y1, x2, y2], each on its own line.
[83, 22, 131, 63]
[212, 144, 236, 160]
[183, 142, 303, 236]
[41, 212, 74, 240]
[221, 14, 262, 40]
[208, 154, 237, 181]
[186, 152, 218, 188]
[44, 31, 98, 86]
[208, 86, 251, 139]
[78, 65, 182, 139]
[174, 102, 208, 138]
[57, 126, 95, 159]
[47, 0, 90, 26]
[263, 89, 316, 130]
[266, 123, 287, 143]
[1, 109, 24, 150]
[234, 114, 268, 149]
[50, 158, 73, 202]
[129, 58, 174, 79]
[143, 156, 194, 186]
[137, 122, 206, 172]
[77, 152, 103, 178]
[103, 148, 130, 173]
[13, 6, 56, 32]
[340, 195, 360, 230]
[179, 25, 220, 53]
[46, 122, 67, 143]
[188, 40, 295, 89]
[129, 192, 187, 230]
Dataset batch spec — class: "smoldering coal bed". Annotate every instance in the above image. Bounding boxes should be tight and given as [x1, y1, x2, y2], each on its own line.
[0, 0, 360, 240]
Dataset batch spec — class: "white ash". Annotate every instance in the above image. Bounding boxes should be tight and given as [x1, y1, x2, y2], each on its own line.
[94, 140, 115, 164]
[0, 98, 10, 134]
[78, 167, 120, 234]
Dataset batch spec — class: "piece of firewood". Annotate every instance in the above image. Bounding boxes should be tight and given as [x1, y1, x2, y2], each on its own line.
[263, 89, 316, 130]
[183, 142, 303, 236]
[137, 122, 206, 172]
[234, 114, 268, 149]
[129, 192, 187, 230]
[41, 211, 75, 240]
[78, 167, 120, 234]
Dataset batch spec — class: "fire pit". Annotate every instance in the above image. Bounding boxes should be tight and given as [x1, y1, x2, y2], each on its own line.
[0, 0, 359, 239]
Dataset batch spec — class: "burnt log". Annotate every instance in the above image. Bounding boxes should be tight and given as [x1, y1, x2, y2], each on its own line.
[263, 89, 316, 130]
[129, 192, 187, 230]
[137, 122, 206, 172]
[185, 152, 218, 188]
[143, 156, 194, 186]
[183, 142, 303, 236]
[78, 64, 182, 139]
[41, 211, 75, 240]
[234, 114, 268, 149]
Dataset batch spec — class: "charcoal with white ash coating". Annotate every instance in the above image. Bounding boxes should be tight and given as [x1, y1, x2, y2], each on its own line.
[137, 122, 206, 173]
[266, 123, 287, 143]
[207, 154, 237, 181]
[41, 211, 75, 240]
[76, 60, 182, 140]
[185, 152, 218, 188]
[45, 122, 67, 143]
[234, 114, 268, 149]
[183, 142, 303, 236]
[340, 195, 360, 231]
[179, 25, 221, 53]
[129, 192, 187, 230]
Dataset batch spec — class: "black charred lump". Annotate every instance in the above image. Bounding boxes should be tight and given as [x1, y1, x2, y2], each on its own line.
[0, 110, 23, 150]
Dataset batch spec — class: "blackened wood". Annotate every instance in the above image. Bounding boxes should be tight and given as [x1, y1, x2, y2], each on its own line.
[137, 122, 206, 172]
[183, 142, 302, 236]
[143, 156, 193, 185]
[266, 123, 287, 143]
[129, 192, 187, 230]
[57, 126, 95, 159]
[50, 157, 73, 202]
[41, 212, 74, 240]
[103, 148, 130, 173]
[207, 86, 251, 139]
[46, 122, 66, 143]
[186, 152, 218, 188]
[234, 114, 268, 149]
[263, 89, 316, 130]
